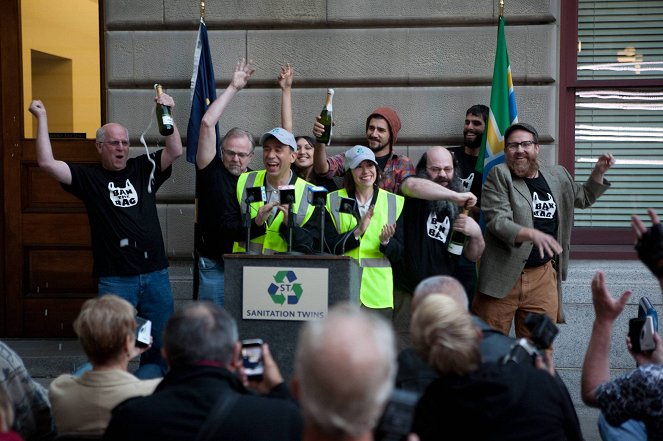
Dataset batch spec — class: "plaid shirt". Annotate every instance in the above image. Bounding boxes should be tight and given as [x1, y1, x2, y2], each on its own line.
[323, 152, 415, 195]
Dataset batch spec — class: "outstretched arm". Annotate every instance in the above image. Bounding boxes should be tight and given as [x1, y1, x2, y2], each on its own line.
[400, 177, 477, 207]
[158, 92, 184, 170]
[581, 271, 631, 406]
[197, 58, 255, 170]
[28, 100, 72, 185]
[278, 63, 293, 133]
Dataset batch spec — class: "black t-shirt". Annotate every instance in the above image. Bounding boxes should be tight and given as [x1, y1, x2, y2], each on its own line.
[447, 146, 483, 204]
[523, 173, 558, 267]
[393, 197, 457, 292]
[63, 151, 171, 277]
[375, 153, 389, 172]
[196, 157, 248, 261]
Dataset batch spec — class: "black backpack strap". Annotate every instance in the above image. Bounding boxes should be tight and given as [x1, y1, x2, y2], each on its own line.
[195, 391, 240, 441]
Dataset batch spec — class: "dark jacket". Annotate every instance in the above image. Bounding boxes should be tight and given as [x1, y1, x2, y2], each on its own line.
[103, 365, 302, 441]
[412, 362, 582, 441]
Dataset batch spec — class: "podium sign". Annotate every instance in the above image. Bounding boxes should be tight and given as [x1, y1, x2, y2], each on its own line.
[242, 266, 329, 321]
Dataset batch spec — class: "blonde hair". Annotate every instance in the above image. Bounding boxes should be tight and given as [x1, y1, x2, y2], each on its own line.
[73, 295, 136, 365]
[411, 295, 481, 376]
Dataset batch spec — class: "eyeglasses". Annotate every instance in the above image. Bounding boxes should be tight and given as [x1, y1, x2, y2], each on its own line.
[427, 166, 454, 174]
[505, 140, 536, 151]
[222, 149, 252, 159]
[104, 140, 129, 147]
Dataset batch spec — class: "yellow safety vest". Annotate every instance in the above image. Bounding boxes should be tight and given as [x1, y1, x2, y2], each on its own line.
[233, 171, 315, 254]
[326, 188, 403, 308]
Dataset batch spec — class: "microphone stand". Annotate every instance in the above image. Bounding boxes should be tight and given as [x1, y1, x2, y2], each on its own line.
[244, 195, 255, 254]
[287, 199, 295, 254]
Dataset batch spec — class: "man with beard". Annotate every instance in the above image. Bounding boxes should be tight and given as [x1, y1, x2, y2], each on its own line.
[393, 147, 484, 348]
[312, 107, 415, 194]
[448, 104, 488, 205]
[472, 123, 614, 339]
[196, 59, 255, 305]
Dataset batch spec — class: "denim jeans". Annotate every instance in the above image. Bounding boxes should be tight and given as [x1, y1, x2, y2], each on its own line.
[197, 256, 225, 306]
[598, 413, 647, 441]
[98, 268, 174, 370]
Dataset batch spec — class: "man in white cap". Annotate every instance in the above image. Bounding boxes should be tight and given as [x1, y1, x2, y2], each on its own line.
[233, 128, 317, 254]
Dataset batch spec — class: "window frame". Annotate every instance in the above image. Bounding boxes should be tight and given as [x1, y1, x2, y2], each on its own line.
[559, 0, 663, 259]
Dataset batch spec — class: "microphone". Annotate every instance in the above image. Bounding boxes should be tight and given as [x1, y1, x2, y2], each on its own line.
[278, 185, 296, 205]
[337, 197, 359, 255]
[243, 186, 266, 254]
[307, 186, 328, 206]
[245, 186, 266, 204]
[278, 185, 297, 253]
[307, 186, 329, 254]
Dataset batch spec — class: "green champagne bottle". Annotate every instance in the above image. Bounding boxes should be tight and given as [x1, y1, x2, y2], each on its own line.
[315, 88, 334, 144]
[154, 84, 174, 136]
[447, 208, 469, 256]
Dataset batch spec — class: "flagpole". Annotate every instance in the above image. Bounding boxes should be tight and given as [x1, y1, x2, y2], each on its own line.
[499, 0, 504, 18]
[192, 0, 206, 301]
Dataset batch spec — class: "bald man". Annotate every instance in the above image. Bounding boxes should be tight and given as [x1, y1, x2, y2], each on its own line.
[392, 147, 485, 349]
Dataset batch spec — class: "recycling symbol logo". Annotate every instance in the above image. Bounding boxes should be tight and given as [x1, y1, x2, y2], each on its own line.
[267, 270, 303, 305]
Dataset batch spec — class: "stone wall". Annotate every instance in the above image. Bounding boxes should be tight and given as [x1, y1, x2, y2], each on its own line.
[104, 0, 560, 258]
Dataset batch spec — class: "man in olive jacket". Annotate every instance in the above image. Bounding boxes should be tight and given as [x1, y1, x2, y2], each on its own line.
[473, 123, 614, 338]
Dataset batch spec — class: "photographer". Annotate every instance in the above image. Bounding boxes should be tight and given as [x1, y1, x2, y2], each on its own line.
[581, 209, 663, 441]
[410, 295, 582, 440]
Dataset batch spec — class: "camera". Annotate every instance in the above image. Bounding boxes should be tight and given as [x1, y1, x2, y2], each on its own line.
[241, 338, 264, 381]
[501, 313, 558, 366]
[374, 388, 419, 441]
[629, 297, 658, 353]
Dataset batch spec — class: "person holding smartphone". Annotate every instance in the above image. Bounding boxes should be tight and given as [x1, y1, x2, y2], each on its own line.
[581, 209, 663, 441]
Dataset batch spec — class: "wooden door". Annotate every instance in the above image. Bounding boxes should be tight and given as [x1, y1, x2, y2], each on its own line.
[1, 0, 101, 337]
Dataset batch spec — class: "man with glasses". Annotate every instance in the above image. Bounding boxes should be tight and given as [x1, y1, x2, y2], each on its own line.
[196, 59, 255, 306]
[472, 122, 614, 339]
[28, 91, 183, 374]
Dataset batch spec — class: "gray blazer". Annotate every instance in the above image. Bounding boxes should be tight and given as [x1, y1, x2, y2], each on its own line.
[477, 163, 610, 322]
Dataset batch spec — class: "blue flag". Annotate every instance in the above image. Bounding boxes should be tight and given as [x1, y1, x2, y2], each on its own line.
[186, 19, 218, 164]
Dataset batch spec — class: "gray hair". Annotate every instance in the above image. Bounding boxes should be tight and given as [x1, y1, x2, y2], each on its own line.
[295, 303, 396, 438]
[412, 276, 468, 311]
[95, 124, 129, 143]
[163, 302, 238, 367]
[221, 127, 255, 152]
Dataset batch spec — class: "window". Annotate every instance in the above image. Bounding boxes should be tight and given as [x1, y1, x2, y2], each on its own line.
[560, 0, 663, 248]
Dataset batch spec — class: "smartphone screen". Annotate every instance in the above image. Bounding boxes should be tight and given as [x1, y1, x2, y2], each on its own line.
[241, 339, 264, 380]
[135, 316, 152, 347]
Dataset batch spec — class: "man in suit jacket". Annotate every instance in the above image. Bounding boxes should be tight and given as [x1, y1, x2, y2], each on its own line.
[472, 123, 614, 338]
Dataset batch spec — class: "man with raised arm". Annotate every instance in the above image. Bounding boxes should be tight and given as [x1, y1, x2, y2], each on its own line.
[28, 92, 183, 372]
[195, 59, 255, 305]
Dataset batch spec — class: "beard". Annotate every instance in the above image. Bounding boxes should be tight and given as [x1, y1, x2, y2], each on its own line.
[416, 168, 461, 220]
[463, 129, 484, 149]
[507, 156, 539, 178]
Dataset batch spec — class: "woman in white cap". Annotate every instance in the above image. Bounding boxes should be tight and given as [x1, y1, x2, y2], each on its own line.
[324, 146, 404, 316]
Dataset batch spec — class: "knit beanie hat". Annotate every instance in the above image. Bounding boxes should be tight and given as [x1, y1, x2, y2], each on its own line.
[366, 107, 401, 146]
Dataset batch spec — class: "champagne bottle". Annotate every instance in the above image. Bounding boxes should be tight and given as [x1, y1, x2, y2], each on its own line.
[315, 88, 334, 144]
[447, 208, 469, 256]
[154, 84, 174, 136]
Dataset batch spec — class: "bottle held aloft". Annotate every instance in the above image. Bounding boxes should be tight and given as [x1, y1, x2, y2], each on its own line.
[154, 83, 174, 136]
[447, 208, 469, 256]
[316, 88, 334, 144]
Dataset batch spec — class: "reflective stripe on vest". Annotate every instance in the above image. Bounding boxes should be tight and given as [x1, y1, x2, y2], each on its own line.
[360, 257, 390, 268]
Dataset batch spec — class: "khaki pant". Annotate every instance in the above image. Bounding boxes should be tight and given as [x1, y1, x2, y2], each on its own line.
[472, 261, 558, 339]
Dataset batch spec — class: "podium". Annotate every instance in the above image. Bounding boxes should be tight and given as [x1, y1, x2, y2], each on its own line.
[224, 254, 361, 378]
